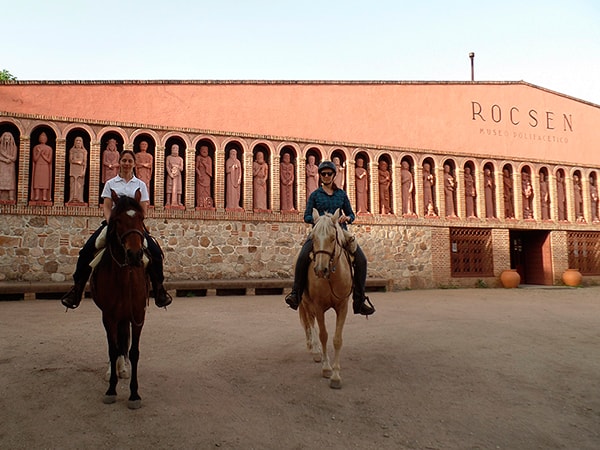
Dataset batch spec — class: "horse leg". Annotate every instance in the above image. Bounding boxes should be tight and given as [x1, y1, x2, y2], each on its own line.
[117, 322, 131, 379]
[329, 302, 349, 389]
[299, 302, 322, 362]
[127, 324, 142, 409]
[103, 320, 118, 404]
[315, 311, 332, 378]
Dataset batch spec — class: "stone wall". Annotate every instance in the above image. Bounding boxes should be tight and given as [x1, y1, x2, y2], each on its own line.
[0, 213, 439, 290]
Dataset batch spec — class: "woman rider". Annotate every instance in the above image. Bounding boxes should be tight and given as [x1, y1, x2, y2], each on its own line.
[61, 150, 172, 309]
[285, 160, 375, 316]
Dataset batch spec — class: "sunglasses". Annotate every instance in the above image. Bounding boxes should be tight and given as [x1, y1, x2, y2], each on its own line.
[320, 171, 334, 177]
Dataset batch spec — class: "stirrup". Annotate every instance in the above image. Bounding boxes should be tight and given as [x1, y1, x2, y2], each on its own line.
[154, 286, 172, 308]
[61, 285, 83, 310]
[353, 296, 375, 316]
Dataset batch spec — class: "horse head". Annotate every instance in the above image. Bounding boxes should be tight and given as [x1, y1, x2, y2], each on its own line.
[109, 189, 146, 267]
[310, 208, 346, 279]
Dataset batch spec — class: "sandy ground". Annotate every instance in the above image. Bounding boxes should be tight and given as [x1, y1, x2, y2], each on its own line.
[0, 286, 599, 450]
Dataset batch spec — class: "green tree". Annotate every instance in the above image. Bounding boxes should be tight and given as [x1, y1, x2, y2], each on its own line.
[0, 69, 16, 81]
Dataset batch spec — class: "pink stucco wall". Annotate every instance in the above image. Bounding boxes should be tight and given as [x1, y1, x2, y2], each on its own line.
[1, 80, 598, 165]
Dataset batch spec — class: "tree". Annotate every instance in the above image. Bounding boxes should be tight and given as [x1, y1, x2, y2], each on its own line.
[0, 70, 16, 81]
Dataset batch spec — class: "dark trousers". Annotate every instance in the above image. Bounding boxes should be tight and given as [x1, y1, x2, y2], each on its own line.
[292, 238, 367, 302]
[73, 221, 164, 286]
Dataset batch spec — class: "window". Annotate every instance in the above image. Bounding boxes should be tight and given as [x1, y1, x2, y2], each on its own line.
[450, 228, 494, 276]
[568, 232, 600, 275]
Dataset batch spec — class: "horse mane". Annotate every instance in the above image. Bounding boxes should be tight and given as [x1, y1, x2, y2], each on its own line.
[310, 211, 347, 247]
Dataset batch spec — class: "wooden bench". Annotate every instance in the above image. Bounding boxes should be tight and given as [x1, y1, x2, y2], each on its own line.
[0, 277, 391, 300]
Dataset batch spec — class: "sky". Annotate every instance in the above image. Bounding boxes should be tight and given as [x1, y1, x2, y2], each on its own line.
[3, 0, 600, 105]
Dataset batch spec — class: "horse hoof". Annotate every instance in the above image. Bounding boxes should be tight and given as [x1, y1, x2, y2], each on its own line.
[322, 369, 333, 378]
[312, 354, 322, 363]
[329, 378, 342, 389]
[127, 399, 142, 410]
[103, 394, 117, 404]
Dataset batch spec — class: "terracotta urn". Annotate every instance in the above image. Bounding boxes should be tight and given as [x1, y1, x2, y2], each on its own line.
[562, 268, 582, 287]
[500, 269, 520, 288]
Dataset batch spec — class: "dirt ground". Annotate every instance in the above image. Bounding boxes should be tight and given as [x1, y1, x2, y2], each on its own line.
[0, 286, 599, 450]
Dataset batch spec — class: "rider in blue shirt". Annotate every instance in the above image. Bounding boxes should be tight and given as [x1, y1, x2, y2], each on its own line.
[285, 160, 375, 316]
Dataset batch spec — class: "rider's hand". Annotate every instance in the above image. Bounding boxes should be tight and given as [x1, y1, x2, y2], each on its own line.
[339, 214, 349, 224]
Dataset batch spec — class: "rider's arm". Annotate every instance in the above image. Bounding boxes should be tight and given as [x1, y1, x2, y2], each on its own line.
[304, 191, 317, 224]
[341, 193, 356, 224]
[102, 197, 113, 222]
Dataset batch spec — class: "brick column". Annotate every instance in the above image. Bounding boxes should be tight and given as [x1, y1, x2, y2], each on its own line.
[514, 172, 523, 220]
[435, 165, 446, 217]
[414, 164, 423, 217]
[475, 167, 485, 219]
[154, 145, 165, 210]
[548, 172, 557, 221]
[54, 138, 66, 206]
[297, 154, 307, 211]
[185, 145, 195, 209]
[565, 174, 574, 222]
[17, 136, 30, 206]
[346, 156, 356, 213]
[391, 161, 400, 215]
[371, 163, 380, 214]
[455, 167, 465, 218]
[531, 171, 540, 220]
[243, 151, 252, 212]
[89, 141, 101, 206]
[495, 169, 504, 220]
[272, 153, 281, 212]
[214, 143, 225, 211]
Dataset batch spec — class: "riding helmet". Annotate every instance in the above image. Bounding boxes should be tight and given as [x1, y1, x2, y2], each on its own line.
[318, 160, 337, 175]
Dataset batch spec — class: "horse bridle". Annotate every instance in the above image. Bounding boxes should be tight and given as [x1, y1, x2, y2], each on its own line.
[109, 228, 147, 268]
[311, 226, 344, 274]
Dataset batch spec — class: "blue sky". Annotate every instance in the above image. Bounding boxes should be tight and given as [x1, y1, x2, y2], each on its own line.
[3, 0, 600, 104]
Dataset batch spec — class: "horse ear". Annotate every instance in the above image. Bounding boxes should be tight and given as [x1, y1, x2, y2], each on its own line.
[312, 208, 320, 223]
[332, 208, 341, 222]
[111, 189, 119, 203]
[135, 188, 141, 203]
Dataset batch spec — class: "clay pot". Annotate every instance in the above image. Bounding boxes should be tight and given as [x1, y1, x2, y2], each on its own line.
[562, 268, 582, 287]
[500, 269, 520, 288]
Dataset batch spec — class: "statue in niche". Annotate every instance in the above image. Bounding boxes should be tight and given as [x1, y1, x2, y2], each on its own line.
[521, 171, 533, 219]
[102, 138, 119, 183]
[539, 173, 550, 220]
[280, 153, 295, 211]
[306, 154, 319, 198]
[590, 177, 599, 223]
[67, 136, 87, 203]
[252, 151, 268, 210]
[422, 162, 435, 216]
[556, 172, 567, 220]
[225, 149, 242, 210]
[135, 140, 153, 195]
[573, 174, 584, 221]
[165, 144, 184, 207]
[503, 169, 515, 219]
[464, 167, 476, 218]
[400, 160, 415, 215]
[31, 132, 53, 202]
[332, 156, 345, 189]
[443, 164, 457, 218]
[484, 168, 495, 218]
[0, 131, 17, 202]
[195, 145, 213, 208]
[378, 160, 392, 214]
[355, 157, 369, 214]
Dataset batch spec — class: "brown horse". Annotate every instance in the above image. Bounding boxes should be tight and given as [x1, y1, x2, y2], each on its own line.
[91, 189, 149, 409]
[299, 208, 353, 389]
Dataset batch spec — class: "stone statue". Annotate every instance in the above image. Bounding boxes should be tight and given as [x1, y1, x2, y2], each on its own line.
[280, 153, 295, 211]
[31, 132, 53, 202]
[556, 172, 567, 220]
[225, 149, 242, 210]
[573, 174, 584, 221]
[102, 138, 119, 183]
[195, 145, 213, 208]
[67, 137, 87, 203]
[484, 168, 495, 218]
[590, 177, 599, 223]
[464, 167, 476, 218]
[135, 140, 153, 195]
[252, 151, 269, 210]
[355, 157, 369, 214]
[422, 163, 435, 216]
[540, 173, 550, 220]
[332, 156, 345, 189]
[443, 164, 457, 218]
[503, 169, 515, 219]
[400, 160, 414, 215]
[165, 144, 184, 207]
[521, 171, 533, 219]
[378, 160, 392, 214]
[306, 155, 319, 198]
[0, 131, 17, 202]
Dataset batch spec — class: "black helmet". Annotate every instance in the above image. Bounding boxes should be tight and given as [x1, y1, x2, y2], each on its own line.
[318, 160, 337, 175]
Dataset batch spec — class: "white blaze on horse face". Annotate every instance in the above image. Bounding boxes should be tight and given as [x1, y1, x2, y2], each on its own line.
[126, 209, 137, 218]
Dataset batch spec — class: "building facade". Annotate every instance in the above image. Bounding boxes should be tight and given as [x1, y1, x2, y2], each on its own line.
[0, 80, 599, 289]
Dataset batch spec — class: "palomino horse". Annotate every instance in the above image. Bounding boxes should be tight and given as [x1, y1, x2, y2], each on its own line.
[299, 208, 353, 389]
[91, 189, 149, 409]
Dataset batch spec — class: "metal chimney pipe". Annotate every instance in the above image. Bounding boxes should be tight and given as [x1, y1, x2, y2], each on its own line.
[469, 52, 475, 81]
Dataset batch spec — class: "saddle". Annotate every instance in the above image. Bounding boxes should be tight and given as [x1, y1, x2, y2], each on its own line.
[89, 226, 150, 270]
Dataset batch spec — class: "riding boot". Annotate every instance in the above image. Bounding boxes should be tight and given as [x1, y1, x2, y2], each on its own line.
[352, 245, 375, 316]
[153, 282, 172, 308]
[285, 238, 313, 310]
[61, 281, 86, 309]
